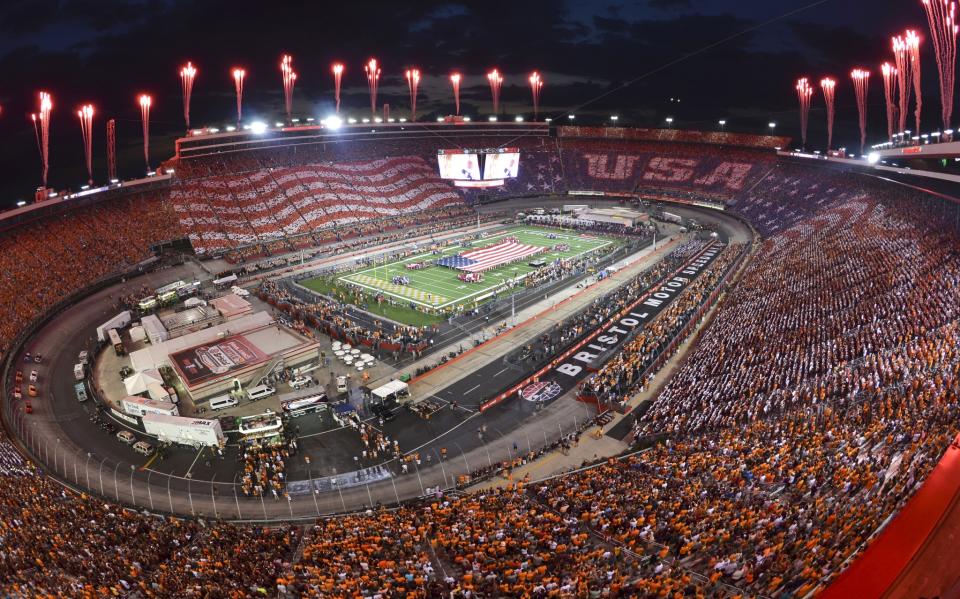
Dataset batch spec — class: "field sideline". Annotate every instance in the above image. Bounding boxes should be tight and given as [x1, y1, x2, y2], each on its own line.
[303, 226, 617, 313]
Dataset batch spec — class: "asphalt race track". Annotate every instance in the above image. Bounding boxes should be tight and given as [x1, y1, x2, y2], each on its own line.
[10, 200, 751, 520]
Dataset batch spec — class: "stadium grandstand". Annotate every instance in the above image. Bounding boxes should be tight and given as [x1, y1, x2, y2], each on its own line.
[6, 0, 960, 590]
[0, 118, 958, 598]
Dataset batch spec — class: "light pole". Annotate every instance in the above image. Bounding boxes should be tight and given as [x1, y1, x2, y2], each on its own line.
[85, 452, 92, 489]
[129, 465, 136, 506]
[665, 117, 674, 128]
[99, 457, 106, 496]
[147, 469, 154, 511]
[113, 461, 121, 501]
[434, 448, 449, 488]
[210, 473, 219, 520]
[718, 119, 727, 129]
[390, 473, 401, 505]
[234, 479, 243, 520]
[333, 477, 347, 512]
[412, 460, 425, 496]
[453, 441, 470, 478]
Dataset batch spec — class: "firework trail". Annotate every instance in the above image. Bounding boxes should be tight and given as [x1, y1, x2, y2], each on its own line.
[233, 68, 245, 125]
[820, 77, 836, 150]
[332, 63, 344, 114]
[78, 104, 94, 184]
[139, 94, 152, 170]
[450, 73, 462, 115]
[405, 69, 420, 121]
[795, 78, 813, 147]
[906, 30, 923, 134]
[365, 58, 380, 118]
[180, 61, 197, 130]
[36, 92, 52, 187]
[106, 118, 117, 182]
[893, 34, 913, 133]
[851, 69, 870, 153]
[487, 69, 503, 115]
[920, 0, 958, 129]
[529, 72, 543, 120]
[281, 54, 297, 122]
[882, 62, 898, 139]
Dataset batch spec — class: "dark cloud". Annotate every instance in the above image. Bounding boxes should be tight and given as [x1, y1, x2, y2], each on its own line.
[647, 0, 692, 10]
[0, 0, 940, 205]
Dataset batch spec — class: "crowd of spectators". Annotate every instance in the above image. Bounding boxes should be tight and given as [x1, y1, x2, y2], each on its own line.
[3, 141, 960, 596]
[0, 192, 182, 360]
[0, 445, 295, 596]
[727, 161, 862, 236]
[259, 280, 434, 355]
[239, 442, 289, 499]
[558, 138, 775, 197]
[584, 242, 742, 409]
[171, 155, 469, 256]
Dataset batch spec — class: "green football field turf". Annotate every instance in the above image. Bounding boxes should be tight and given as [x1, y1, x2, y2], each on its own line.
[300, 227, 616, 320]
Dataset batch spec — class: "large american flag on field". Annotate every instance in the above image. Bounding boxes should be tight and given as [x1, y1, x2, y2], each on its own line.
[437, 240, 545, 273]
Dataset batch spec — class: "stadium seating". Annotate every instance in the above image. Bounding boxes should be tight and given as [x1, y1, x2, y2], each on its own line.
[2, 137, 960, 596]
[0, 192, 183, 358]
[726, 161, 866, 236]
[559, 139, 776, 196]
[170, 156, 466, 255]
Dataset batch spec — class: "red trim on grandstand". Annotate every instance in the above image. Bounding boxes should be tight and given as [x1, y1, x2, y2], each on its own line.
[820, 434, 960, 599]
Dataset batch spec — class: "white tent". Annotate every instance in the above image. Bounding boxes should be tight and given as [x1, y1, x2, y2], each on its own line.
[123, 368, 165, 396]
[184, 297, 207, 308]
[129, 325, 147, 343]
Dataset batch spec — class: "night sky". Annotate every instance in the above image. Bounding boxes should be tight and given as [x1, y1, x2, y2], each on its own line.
[0, 0, 933, 207]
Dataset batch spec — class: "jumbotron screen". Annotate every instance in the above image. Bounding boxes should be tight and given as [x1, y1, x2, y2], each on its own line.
[437, 150, 481, 181]
[437, 148, 520, 187]
[483, 152, 520, 180]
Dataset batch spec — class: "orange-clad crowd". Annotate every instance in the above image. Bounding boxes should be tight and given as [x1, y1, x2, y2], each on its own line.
[0, 155, 957, 597]
[0, 192, 183, 358]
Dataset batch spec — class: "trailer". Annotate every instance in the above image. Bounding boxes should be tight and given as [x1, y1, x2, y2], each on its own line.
[154, 280, 187, 296]
[212, 273, 238, 289]
[121, 395, 179, 418]
[659, 211, 683, 224]
[96, 311, 132, 343]
[141, 413, 224, 448]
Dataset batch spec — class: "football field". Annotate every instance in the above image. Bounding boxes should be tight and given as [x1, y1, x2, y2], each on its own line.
[305, 226, 616, 312]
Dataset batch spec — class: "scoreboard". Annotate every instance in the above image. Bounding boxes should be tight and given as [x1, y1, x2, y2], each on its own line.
[437, 148, 520, 187]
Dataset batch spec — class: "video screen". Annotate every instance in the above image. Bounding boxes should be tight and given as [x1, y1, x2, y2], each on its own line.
[483, 152, 520, 180]
[438, 152, 481, 181]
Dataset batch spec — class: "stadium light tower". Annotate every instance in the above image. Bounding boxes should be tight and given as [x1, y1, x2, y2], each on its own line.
[718, 119, 727, 128]
[665, 117, 674, 128]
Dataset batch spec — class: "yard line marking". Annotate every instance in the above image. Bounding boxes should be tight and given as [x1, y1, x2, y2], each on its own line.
[329, 227, 615, 310]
